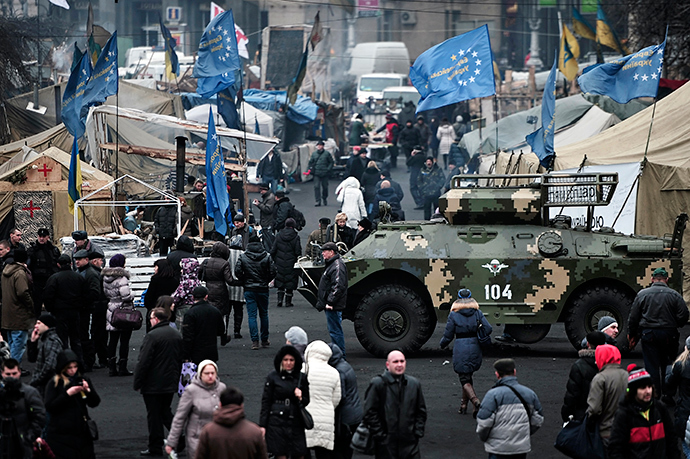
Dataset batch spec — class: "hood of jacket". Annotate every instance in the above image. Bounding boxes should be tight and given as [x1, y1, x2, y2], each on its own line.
[245, 241, 268, 261]
[2, 263, 25, 278]
[181, 258, 200, 278]
[176, 235, 195, 253]
[304, 340, 332, 371]
[56, 348, 80, 374]
[210, 242, 230, 259]
[327, 343, 345, 367]
[212, 403, 245, 428]
[450, 299, 479, 314]
[277, 227, 299, 242]
[376, 187, 398, 200]
[363, 166, 379, 175]
[578, 348, 596, 359]
[191, 371, 222, 391]
[101, 266, 130, 281]
[595, 344, 621, 370]
[337, 177, 361, 195]
[273, 345, 303, 373]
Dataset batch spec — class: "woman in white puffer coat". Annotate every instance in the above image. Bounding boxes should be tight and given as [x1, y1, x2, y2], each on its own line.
[335, 176, 367, 229]
[304, 340, 342, 457]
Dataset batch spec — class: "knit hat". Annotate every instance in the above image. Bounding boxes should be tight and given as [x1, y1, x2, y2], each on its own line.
[627, 364, 653, 390]
[193, 286, 209, 299]
[458, 288, 471, 299]
[233, 213, 245, 222]
[598, 316, 618, 333]
[197, 359, 218, 376]
[37, 313, 57, 329]
[586, 331, 607, 348]
[652, 267, 668, 278]
[493, 358, 516, 375]
[109, 253, 126, 268]
[358, 218, 372, 231]
[285, 326, 308, 346]
[275, 185, 285, 197]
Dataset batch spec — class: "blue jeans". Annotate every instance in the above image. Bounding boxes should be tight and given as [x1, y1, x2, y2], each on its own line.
[245, 291, 269, 343]
[7, 330, 28, 362]
[682, 440, 690, 458]
[263, 177, 279, 195]
[326, 310, 345, 357]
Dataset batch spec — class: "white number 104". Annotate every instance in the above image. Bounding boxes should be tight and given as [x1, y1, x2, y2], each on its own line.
[485, 284, 512, 300]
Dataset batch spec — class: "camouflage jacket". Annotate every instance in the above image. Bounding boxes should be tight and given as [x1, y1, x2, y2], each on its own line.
[417, 163, 446, 198]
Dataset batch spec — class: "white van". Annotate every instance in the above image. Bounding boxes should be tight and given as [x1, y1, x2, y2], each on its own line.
[356, 73, 409, 104]
[381, 86, 420, 112]
[348, 42, 410, 78]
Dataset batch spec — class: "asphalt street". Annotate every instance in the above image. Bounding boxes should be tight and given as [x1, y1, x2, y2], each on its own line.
[23, 163, 688, 458]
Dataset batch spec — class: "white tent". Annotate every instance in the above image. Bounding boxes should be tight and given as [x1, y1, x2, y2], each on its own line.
[185, 102, 275, 138]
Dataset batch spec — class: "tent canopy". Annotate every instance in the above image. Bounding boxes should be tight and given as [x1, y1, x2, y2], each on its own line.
[185, 102, 275, 138]
[243, 89, 318, 124]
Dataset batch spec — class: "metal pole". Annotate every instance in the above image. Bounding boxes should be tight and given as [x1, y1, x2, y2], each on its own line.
[175, 136, 186, 193]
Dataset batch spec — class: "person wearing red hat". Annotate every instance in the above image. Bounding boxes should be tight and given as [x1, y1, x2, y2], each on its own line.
[586, 344, 628, 445]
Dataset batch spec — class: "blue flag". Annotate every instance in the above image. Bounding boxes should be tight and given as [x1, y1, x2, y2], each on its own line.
[80, 31, 118, 119]
[217, 87, 240, 129]
[194, 10, 241, 79]
[197, 72, 235, 98]
[71, 42, 84, 72]
[526, 51, 558, 169]
[205, 108, 230, 235]
[159, 17, 180, 79]
[68, 137, 82, 215]
[254, 115, 260, 135]
[577, 40, 665, 104]
[62, 51, 92, 138]
[410, 24, 496, 113]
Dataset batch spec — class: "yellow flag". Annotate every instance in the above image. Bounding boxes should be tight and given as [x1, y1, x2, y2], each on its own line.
[596, 4, 629, 54]
[559, 24, 580, 81]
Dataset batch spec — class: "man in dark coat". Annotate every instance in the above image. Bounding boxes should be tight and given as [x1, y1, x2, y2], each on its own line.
[155, 203, 178, 256]
[316, 242, 348, 357]
[270, 218, 301, 308]
[374, 181, 403, 221]
[27, 227, 60, 317]
[199, 242, 234, 316]
[352, 218, 373, 248]
[2, 248, 34, 364]
[349, 113, 367, 146]
[166, 235, 197, 279]
[256, 150, 283, 194]
[627, 266, 689, 396]
[27, 312, 63, 395]
[43, 254, 87, 363]
[252, 183, 276, 230]
[608, 366, 679, 459]
[234, 235, 276, 350]
[272, 186, 294, 232]
[346, 146, 367, 181]
[406, 147, 426, 208]
[1, 358, 46, 458]
[561, 331, 607, 422]
[398, 120, 422, 162]
[363, 350, 427, 459]
[417, 157, 446, 220]
[182, 287, 228, 364]
[87, 248, 109, 369]
[75, 249, 101, 372]
[195, 386, 269, 459]
[307, 141, 334, 207]
[415, 116, 431, 148]
[70, 230, 102, 271]
[376, 170, 404, 203]
[134, 307, 183, 457]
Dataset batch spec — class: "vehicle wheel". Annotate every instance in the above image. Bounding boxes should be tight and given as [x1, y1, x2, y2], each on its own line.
[503, 324, 551, 344]
[354, 284, 434, 358]
[563, 284, 634, 350]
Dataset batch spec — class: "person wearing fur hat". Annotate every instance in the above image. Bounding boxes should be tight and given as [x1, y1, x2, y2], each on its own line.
[440, 289, 493, 416]
[102, 254, 135, 377]
[271, 218, 302, 308]
[665, 336, 690, 457]
[562, 331, 607, 422]
[27, 312, 63, 394]
[260, 345, 310, 459]
[586, 344, 629, 444]
[608, 365, 679, 458]
[166, 360, 227, 459]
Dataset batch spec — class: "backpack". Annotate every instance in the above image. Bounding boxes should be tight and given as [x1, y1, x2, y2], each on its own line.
[288, 206, 306, 231]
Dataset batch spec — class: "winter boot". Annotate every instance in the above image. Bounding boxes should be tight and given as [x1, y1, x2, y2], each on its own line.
[463, 383, 481, 418]
[458, 388, 469, 414]
[277, 290, 285, 308]
[285, 291, 294, 308]
[108, 358, 118, 377]
[118, 359, 133, 376]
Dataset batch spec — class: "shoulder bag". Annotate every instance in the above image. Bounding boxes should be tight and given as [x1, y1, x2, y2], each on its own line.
[554, 414, 605, 459]
[296, 372, 314, 429]
[476, 310, 492, 348]
[351, 376, 386, 455]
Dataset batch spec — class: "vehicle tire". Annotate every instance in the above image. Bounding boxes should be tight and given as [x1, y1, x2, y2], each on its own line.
[563, 284, 634, 350]
[354, 284, 434, 358]
[504, 324, 551, 344]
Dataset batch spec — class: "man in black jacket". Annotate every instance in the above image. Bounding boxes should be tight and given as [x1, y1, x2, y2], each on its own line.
[398, 120, 422, 162]
[134, 307, 183, 457]
[561, 331, 606, 422]
[256, 150, 283, 194]
[234, 235, 276, 350]
[43, 254, 87, 364]
[87, 248, 109, 369]
[406, 147, 426, 208]
[75, 249, 101, 372]
[27, 227, 60, 317]
[27, 313, 63, 395]
[70, 230, 102, 271]
[627, 266, 689, 396]
[154, 204, 178, 256]
[316, 242, 348, 357]
[272, 186, 293, 232]
[362, 350, 427, 459]
[166, 235, 197, 279]
[182, 287, 228, 364]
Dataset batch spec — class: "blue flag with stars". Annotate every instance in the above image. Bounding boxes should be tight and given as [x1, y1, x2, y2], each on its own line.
[217, 86, 240, 129]
[577, 39, 666, 104]
[526, 51, 558, 169]
[62, 50, 92, 139]
[194, 10, 241, 79]
[80, 31, 118, 119]
[205, 108, 231, 236]
[410, 24, 496, 113]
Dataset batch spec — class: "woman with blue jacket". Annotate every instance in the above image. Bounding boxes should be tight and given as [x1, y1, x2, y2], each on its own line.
[440, 288, 492, 417]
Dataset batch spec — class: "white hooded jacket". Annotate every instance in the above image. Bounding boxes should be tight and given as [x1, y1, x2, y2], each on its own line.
[335, 176, 367, 229]
[304, 340, 342, 450]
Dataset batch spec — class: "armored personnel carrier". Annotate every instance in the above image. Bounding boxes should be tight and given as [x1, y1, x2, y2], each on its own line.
[296, 173, 686, 357]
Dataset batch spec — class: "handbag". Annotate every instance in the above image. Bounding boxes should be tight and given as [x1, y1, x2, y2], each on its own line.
[111, 303, 143, 330]
[554, 414, 605, 459]
[178, 362, 197, 396]
[476, 311, 491, 348]
[350, 422, 375, 455]
[297, 372, 314, 429]
[85, 417, 99, 441]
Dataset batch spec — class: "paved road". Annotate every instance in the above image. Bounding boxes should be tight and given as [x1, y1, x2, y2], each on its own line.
[25, 167, 685, 458]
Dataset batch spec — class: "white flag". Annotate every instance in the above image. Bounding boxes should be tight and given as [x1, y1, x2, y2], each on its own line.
[49, 0, 70, 9]
[210, 1, 224, 21]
